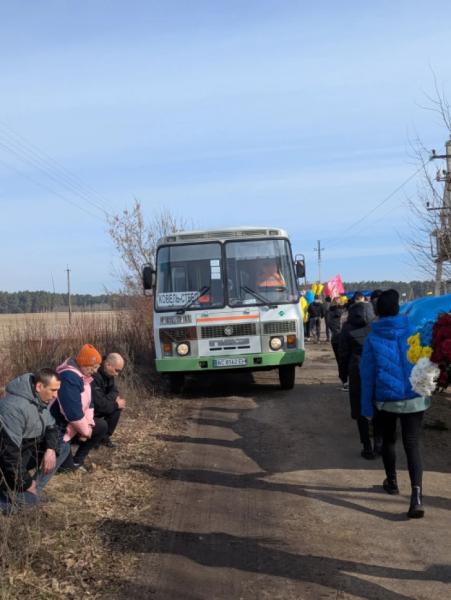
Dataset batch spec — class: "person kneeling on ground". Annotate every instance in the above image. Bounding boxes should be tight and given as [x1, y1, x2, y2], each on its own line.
[0, 369, 69, 512]
[91, 353, 126, 448]
[360, 289, 429, 519]
[49, 344, 107, 473]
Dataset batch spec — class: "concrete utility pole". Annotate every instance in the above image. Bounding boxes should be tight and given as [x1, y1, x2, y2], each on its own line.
[313, 240, 324, 283]
[66, 266, 72, 323]
[431, 139, 451, 296]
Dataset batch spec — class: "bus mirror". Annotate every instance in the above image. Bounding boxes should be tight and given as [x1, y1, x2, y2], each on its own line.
[295, 259, 305, 279]
[142, 265, 156, 293]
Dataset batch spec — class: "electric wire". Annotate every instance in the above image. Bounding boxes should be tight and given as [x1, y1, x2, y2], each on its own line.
[0, 120, 111, 213]
[324, 163, 428, 249]
[0, 155, 103, 221]
[0, 121, 112, 218]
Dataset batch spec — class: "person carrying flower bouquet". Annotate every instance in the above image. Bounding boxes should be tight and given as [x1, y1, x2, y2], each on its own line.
[360, 289, 429, 519]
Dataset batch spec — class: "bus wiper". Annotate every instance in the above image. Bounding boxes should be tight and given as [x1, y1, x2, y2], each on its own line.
[241, 286, 277, 309]
[176, 286, 210, 314]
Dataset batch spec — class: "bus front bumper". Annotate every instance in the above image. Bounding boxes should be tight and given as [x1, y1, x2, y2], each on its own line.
[155, 350, 305, 373]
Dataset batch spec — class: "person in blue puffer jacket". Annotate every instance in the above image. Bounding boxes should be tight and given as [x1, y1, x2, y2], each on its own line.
[360, 289, 430, 519]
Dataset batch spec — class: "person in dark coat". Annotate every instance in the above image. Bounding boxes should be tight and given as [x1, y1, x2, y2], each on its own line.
[308, 295, 325, 342]
[0, 368, 69, 511]
[327, 298, 347, 386]
[91, 353, 126, 448]
[339, 295, 381, 459]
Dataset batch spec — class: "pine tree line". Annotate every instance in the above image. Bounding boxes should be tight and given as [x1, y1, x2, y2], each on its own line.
[342, 280, 437, 299]
[0, 291, 129, 314]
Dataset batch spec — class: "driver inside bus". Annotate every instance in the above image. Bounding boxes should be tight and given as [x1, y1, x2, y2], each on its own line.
[256, 259, 286, 289]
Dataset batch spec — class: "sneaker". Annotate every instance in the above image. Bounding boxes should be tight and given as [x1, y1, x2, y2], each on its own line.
[383, 478, 400, 495]
[73, 462, 88, 473]
[338, 383, 348, 391]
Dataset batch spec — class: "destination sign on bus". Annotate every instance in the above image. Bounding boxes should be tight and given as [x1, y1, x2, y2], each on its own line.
[157, 291, 198, 307]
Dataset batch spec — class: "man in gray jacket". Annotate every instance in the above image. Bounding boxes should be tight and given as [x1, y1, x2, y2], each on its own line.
[0, 368, 69, 511]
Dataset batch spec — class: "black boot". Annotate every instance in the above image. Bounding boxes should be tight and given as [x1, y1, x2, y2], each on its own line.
[383, 478, 399, 495]
[361, 442, 376, 460]
[407, 486, 424, 519]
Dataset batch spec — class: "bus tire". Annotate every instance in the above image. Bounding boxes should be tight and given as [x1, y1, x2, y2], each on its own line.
[279, 365, 295, 390]
[168, 373, 184, 394]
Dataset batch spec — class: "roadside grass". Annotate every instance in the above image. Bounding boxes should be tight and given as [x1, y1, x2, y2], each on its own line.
[0, 304, 174, 599]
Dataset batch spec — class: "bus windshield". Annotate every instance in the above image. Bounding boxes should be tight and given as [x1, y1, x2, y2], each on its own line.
[225, 239, 297, 307]
[155, 243, 224, 311]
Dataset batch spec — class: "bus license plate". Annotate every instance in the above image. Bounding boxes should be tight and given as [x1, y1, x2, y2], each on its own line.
[213, 357, 247, 368]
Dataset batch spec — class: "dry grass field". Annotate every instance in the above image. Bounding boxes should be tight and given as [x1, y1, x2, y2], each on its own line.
[0, 311, 118, 343]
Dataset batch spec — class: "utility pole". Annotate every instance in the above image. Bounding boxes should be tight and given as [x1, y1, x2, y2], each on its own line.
[313, 240, 324, 283]
[430, 139, 451, 295]
[66, 266, 72, 323]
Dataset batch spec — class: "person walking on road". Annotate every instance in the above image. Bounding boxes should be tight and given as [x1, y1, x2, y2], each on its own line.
[360, 289, 429, 519]
[339, 295, 382, 459]
[308, 295, 325, 342]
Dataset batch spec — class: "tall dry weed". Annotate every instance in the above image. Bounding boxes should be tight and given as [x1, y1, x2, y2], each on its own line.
[0, 304, 154, 391]
[0, 303, 156, 598]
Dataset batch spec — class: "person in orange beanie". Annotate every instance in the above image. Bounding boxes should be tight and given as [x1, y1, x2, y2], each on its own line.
[43, 343, 108, 475]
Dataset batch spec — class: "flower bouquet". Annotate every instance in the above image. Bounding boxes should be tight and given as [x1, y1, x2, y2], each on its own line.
[407, 311, 451, 395]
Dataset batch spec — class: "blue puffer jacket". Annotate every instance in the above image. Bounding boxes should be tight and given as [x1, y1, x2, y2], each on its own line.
[360, 314, 419, 417]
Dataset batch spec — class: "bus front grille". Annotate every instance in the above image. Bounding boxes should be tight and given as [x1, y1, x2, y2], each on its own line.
[263, 320, 297, 334]
[201, 323, 257, 338]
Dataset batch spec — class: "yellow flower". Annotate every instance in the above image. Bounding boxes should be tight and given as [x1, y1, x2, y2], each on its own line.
[407, 333, 421, 347]
[421, 346, 433, 359]
[407, 346, 421, 364]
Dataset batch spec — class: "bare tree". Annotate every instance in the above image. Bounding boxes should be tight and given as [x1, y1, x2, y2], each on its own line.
[404, 78, 451, 294]
[108, 200, 187, 293]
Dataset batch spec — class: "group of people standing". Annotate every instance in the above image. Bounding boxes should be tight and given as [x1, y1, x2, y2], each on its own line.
[330, 289, 427, 519]
[0, 345, 126, 513]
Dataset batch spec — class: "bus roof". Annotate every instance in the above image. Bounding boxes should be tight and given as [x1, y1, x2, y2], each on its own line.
[158, 226, 289, 245]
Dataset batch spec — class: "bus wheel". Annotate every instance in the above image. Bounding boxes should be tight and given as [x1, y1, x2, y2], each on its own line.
[279, 365, 295, 390]
[168, 373, 184, 394]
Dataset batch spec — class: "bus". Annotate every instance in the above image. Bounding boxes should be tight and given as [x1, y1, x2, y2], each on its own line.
[143, 226, 306, 392]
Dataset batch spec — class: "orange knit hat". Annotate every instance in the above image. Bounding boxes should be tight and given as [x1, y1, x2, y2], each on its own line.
[76, 344, 102, 367]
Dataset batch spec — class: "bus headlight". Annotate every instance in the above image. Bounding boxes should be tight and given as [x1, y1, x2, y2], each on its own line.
[270, 336, 283, 351]
[176, 342, 190, 356]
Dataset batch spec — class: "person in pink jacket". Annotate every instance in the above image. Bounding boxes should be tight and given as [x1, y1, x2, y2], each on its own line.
[47, 344, 107, 473]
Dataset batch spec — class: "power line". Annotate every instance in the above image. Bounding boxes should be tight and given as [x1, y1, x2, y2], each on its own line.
[0, 155, 103, 220]
[0, 121, 113, 219]
[325, 163, 427, 249]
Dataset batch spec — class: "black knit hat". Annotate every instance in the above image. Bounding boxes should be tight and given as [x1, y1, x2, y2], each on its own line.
[376, 289, 399, 317]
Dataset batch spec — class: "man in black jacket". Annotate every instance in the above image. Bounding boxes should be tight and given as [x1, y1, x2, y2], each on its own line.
[0, 368, 69, 511]
[307, 295, 325, 342]
[91, 353, 126, 448]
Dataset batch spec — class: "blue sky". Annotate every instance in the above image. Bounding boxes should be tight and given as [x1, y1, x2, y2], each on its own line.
[1, 1, 450, 293]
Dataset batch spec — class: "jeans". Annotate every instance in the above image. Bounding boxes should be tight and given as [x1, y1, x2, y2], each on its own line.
[35, 441, 71, 492]
[0, 442, 71, 513]
[379, 410, 424, 487]
[310, 317, 321, 341]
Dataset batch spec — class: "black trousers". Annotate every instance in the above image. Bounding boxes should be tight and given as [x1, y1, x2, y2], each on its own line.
[96, 409, 122, 437]
[72, 418, 109, 465]
[379, 410, 424, 487]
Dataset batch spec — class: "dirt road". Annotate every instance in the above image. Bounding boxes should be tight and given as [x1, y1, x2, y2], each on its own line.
[103, 345, 451, 599]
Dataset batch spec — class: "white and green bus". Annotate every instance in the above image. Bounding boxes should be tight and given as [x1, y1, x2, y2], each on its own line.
[143, 227, 305, 392]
